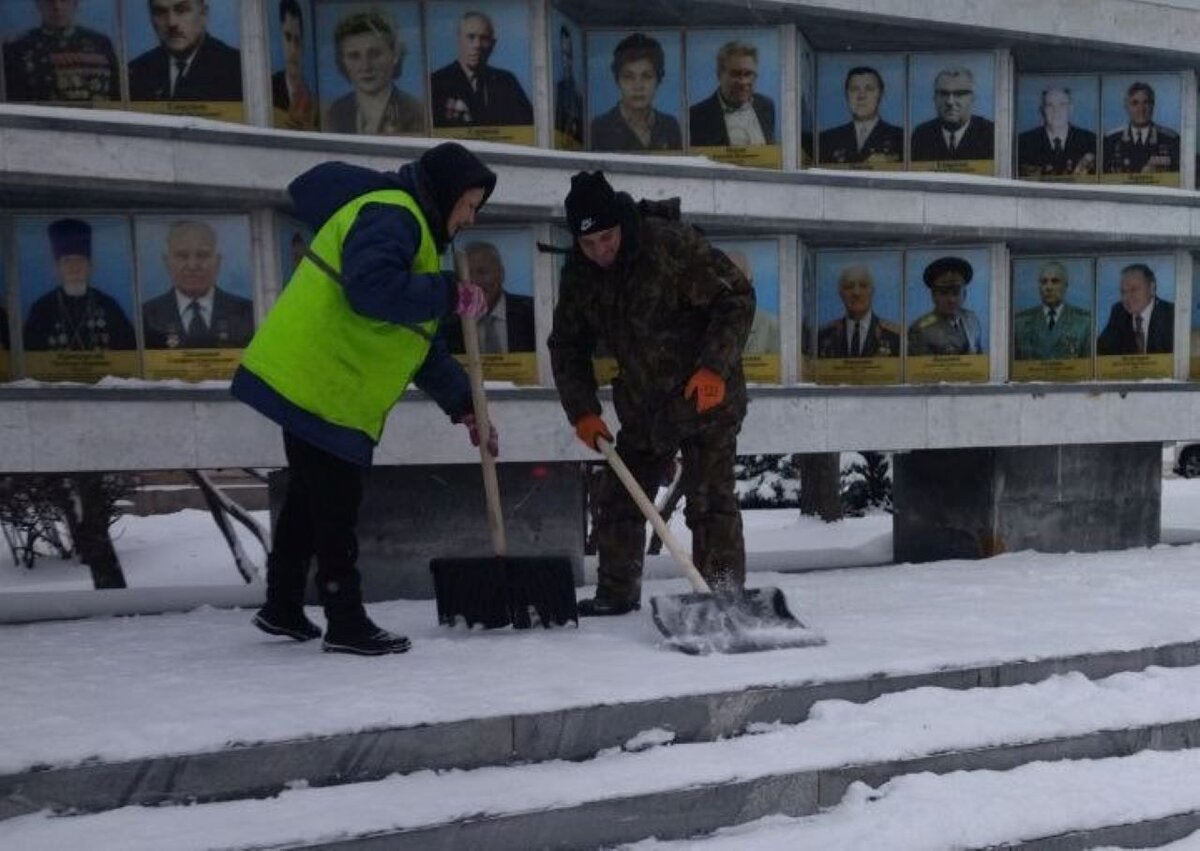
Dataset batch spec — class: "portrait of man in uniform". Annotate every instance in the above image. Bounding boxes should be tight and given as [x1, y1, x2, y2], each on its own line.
[3, 0, 119, 103]
[22, 218, 136, 352]
[270, 0, 316, 130]
[818, 64, 903, 166]
[1102, 81, 1180, 176]
[554, 22, 584, 146]
[142, 219, 254, 349]
[1016, 86, 1098, 179]
[1012, 260, 1093, 360]
[324, 9, 424, 135]
[908, 255, 984, 355]
[910, 65, 995, 163]
[818, 263, 900, 358]
[444, 240, 535, 355]
[688, 39, 776, 147]
[430, 9, 532, 128]
[127, 0, 242, 102]
[1096, 262, 1174, 355]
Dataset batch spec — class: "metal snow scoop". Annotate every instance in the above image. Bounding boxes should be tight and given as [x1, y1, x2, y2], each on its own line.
[598, 438, 825, 655]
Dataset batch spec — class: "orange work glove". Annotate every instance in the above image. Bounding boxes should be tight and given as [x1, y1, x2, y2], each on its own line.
[685, 367, 726, 414]
[574, 414, 612, 451]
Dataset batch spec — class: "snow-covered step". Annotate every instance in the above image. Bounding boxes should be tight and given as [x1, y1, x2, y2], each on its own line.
[6, 636, 1200, 822]
[7, 665, 1200, 851]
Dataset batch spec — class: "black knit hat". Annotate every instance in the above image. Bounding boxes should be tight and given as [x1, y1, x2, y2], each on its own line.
[565, 171, 620, 236]
[48, 218, 92, 259]
[417, 142, 497, 226]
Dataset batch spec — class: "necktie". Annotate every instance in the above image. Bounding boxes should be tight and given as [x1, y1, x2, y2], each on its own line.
[186, 300, 206, 341]
[1052, 137, 1064, 166]
[850, 320, 862, 357]
[1047, 309, 1056, 332]
[480, 314, 502, 354]
[1134, 314, 1146, 354]
[172, 58, 188, 96]
[947, 134, 957, 155]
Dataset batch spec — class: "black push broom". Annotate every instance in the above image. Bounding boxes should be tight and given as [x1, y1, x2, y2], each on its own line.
[429, 254, 578, 630]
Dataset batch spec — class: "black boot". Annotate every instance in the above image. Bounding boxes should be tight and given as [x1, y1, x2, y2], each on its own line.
[323, 608, 411, 656]
[252, 603, 322, 641]
[577, 596, 641, 617]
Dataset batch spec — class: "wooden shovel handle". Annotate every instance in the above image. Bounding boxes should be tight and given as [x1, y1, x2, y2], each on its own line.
[598, 438, 711, 594]
[456, 252, 506, 557]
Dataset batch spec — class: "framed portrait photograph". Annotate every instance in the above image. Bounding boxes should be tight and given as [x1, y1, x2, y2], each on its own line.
[0, 244, 10, 380]
[685, 28, 782, 169]
[1191, 258, 1200, 380]
[712, 238, 781, 383]
[134, 214, 253, 380]
[267, 0, 318, 130]
[124, 0, 244, 121]
[15, 214, 138, 382]
[443, 228, 537, 385]
[2, 0, 120, 105]
[1094, 253, 1176, 379]
[1014, 74, 1100, 183]
[904, 246, 991, 383]
[816, 53, 906, 171]
[1100, 73, 1182, 187]
[550, 9, 585, 151]
[908, 52, 996, 175]
[587, 28, 683, 154]
[426, 0, 534, 145]
[813, 248, 903, 385]
[1010, 256, 1095, 381]
[316, 1, 425, 138]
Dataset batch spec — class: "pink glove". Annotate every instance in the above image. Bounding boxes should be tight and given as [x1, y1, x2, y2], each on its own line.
[455, 282, 488, 319]
[461, 413, 499, 457]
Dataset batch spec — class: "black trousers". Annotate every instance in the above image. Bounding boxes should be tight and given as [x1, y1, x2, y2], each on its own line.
[266, 431, 367, 617]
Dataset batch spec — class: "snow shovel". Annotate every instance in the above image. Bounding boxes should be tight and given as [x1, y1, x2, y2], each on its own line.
[598, 438, 824, 655]
[429, 256, 578, 630]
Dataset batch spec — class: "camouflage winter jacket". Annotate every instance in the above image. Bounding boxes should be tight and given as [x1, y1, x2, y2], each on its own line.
[548, 195, 755, 448]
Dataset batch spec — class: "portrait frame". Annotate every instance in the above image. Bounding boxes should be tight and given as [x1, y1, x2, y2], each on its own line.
[1010, 255, 1096, 382]
[426, 0, 535, 145]
[685, 28, 783, 169]
[14, 213, 139, 382]
[815, 52, 906, 172]
[266, 0, 319, 130]
[1, 0, 122, 105]
[315, 0, 427, 138]
[907, 52, 997, 176]
[1191, 255, 1200, 380]
[904, 245, 991, 383]
[550, 7, 586, 151]
[0, 238, 10, 381]
[134, 213, 254, 381]
[586, 28, 684, 154]
[712, 237, 782, 383]
[1094, 253, 1176, 379]
[813, 248, 904, 385]
[1014, 74, 1101, 184]
[1100, 73, 1183, 187]
[797, 32, 815, 169]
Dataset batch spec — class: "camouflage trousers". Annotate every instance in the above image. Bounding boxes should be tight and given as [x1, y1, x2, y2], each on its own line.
[593, 424, 745, 605]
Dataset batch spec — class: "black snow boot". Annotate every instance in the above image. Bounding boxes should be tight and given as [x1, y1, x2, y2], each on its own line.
[322, 609, 411, 656]
[252, 603, 322, 642]
[577, 596, 641, 617]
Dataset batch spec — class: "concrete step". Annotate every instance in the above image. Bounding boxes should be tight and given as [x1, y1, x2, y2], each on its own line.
[5, 637, 1198, 821]
[8, 662, 1200, 849]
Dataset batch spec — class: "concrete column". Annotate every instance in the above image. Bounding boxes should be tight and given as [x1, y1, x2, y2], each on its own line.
[893, 442, 1161, 562]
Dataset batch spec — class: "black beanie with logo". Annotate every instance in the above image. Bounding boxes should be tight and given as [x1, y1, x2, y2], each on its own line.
[565, 170, 620, 236]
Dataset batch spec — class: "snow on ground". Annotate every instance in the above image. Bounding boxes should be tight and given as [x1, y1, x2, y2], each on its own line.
[3, 480, 1200, 848]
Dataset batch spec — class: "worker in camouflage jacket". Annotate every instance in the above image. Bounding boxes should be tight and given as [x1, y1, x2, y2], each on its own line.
[548, 171, 755, 616]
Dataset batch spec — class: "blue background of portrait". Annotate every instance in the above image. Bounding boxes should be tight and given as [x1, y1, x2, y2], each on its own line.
[449, 228, 534, 298]
[1101, 73, 1181, 136]
[133, 214, 252, 302]
[125, 0, 242, 58]
[685, 29, 780, 117]
[816, 53, 905, 132]
[1, 0, 118, 44]
[908, 53, 995, 125]
[712, 238, 779, 315]
[1012, 256, 1095, 315]
[15, 215, 135, 321]
[426, 1, 531, 94]
[587, 29, 683, 128]
[815, 250, 904, 332]
[904, 246, 992, 351]
[315, 1, 425, 111]
[267, 0, 317, 96]
[1095, 254, 1176, 336]
[1016, 74, 1099, 136]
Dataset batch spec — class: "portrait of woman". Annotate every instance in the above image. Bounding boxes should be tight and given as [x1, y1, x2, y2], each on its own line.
[589, 31, 682, 152]
[323, 9, 425, 136]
